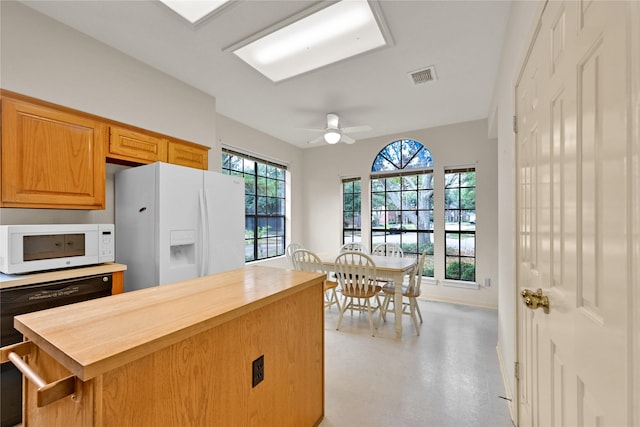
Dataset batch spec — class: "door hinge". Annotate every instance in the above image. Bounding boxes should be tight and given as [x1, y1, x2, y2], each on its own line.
[513, 115, 518, 134]
[515, 361, 520, 380]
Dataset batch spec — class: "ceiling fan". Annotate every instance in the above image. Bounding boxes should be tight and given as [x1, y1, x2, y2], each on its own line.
[305, 113, 372, 145]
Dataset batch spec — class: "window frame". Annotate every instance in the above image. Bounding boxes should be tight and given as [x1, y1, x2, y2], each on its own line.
[443, 167, 476, 284]
[370, 170, 435, 276]
[222, 149, 287, 262]
[342, 177, 362, 244]
[370, 139, 435, 277]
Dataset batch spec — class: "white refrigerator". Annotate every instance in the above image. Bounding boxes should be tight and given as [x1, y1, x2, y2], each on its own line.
[115, 162, 245, 292]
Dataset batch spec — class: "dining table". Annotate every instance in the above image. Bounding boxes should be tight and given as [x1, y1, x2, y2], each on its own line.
[318, 252, 417, 338]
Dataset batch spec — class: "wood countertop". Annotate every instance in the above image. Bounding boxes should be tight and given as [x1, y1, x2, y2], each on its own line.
[14, 265, 324, 382]
[0, 262, 127, 290]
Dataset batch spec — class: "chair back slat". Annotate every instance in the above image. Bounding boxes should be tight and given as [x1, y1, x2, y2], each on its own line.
[339, 242, 368, 254]
[334, 251, 377, 296]
[407, 250, 428, 293]
[371, 242, 404, 257]
[285, 243, 304, 268]
[291, 249, 325, 274]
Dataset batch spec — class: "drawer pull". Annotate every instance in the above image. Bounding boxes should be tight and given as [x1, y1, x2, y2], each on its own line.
[1, 341, 78, 407]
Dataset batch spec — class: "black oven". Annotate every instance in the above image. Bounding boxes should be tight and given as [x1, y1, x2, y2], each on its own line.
[0, 274, 112, 427]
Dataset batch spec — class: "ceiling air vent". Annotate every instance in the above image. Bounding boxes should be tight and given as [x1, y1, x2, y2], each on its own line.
[409, 66, 437, 85]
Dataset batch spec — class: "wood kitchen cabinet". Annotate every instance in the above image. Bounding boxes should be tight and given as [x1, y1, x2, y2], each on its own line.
[107, 125, 167, 165]
[0, 91, 106, 209]
[0, 90, 211, 210]
[107, 127, 210, 170]
[168, 139, 209, 170]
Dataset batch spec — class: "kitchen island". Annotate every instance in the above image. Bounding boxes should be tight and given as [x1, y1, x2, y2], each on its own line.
[2, 265, 325, 426]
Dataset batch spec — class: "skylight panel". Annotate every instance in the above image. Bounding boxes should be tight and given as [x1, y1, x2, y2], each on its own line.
[160, 0, 230, 24]
[226, 0, 391, 82]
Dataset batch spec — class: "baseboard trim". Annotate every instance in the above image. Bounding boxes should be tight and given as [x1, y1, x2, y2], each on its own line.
[417, 295, 498, 310]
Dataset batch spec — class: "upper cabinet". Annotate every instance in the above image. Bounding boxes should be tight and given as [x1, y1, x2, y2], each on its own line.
[1, 92, 107, 210]
[108, 126, 167, 165]
[168, 140, 209, 170]
[0, 90, 211, 210]
[107, 126, 209, 170]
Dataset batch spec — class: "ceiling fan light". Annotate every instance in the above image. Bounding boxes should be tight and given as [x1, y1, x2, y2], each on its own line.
[324, 130, 341, 144]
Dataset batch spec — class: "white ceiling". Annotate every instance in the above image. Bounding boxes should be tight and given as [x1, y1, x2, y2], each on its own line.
[20, 0, 511, 149]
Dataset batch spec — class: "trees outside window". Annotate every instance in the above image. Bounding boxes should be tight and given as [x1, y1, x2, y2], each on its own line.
[444, 168, 476, 281]
[371, 139, 434, 276]
[222, 150, 286, 261]
[342, 178, 361, 244]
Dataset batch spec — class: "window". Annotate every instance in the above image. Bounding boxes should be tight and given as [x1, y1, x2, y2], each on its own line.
[371, 139, 434, 276]
[444, 168, 476, 282]
[222, 149, 286, 262]
[342, 178, 361, 244]
[372, 139, 433, 172]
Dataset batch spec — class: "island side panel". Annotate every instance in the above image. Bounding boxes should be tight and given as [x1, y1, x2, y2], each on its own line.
[23, 346, 97, 426]
[97, 278, 324, 426]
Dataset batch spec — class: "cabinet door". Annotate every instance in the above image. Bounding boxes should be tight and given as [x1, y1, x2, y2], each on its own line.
[1, 97, 106, 209]
[167, 140, 209, 170]
[108, 126, 167, 164]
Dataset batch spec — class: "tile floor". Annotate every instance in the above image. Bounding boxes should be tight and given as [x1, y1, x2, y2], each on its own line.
[319, 299, 514, 427]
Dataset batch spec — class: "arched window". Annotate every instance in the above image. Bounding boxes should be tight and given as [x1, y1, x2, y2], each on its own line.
[370, 139, 434, 276]
[371, 139, 433, 172]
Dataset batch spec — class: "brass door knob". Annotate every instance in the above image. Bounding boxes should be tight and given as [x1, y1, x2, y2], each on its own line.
[521, 288, 550, 313]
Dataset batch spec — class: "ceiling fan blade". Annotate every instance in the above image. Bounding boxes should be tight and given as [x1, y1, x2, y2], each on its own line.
[326, 113, 340, 129]
[341, 125, 372, 134]
[307, 135, 325, 145]
[341, 134, 356, 144]
[298, 127, 325, 132]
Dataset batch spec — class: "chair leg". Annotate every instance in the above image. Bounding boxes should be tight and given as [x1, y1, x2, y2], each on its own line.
[325, 288, 340, 310]
[379, 294, 391, 323]
[409, 298, 420, 335]
[336, 297, 351, 331]
[415, 299, 423, 323]
[366, 299, 376, 337]
[386, 295, 394, 320]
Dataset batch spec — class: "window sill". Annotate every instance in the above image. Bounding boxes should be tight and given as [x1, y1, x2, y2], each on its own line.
[423, 277, 438, 286]
[440, 279, 479, 290]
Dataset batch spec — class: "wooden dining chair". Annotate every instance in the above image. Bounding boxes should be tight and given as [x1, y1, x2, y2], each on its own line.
[378, 250, 427, 335]
[334, 251, 381, 337]
[371, 242, 404, 257]
[291, 249, 341, 311]
[339, 242, 368, 253]
[285, 243, 304, 268]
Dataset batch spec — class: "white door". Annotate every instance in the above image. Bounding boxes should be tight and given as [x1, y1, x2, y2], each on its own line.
[515, 1, 638, 426]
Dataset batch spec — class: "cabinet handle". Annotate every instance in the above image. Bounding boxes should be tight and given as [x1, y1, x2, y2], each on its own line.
[1, 341, 79, 407]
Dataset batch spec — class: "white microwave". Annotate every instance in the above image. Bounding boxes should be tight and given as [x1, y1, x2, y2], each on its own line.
[0, 224, 114, 274]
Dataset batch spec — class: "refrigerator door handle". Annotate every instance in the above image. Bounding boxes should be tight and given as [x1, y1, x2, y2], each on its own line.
[198, 189, 210, 277]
